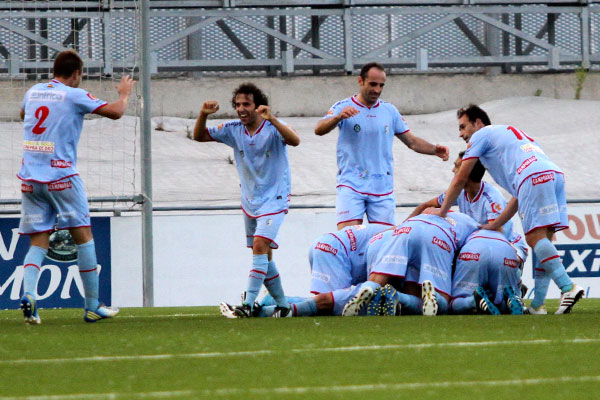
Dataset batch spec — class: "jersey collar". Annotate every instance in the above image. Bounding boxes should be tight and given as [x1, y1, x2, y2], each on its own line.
[351, 95, 380, 110]
[464, 181, 484, 203]
[244, 119, 267, 137]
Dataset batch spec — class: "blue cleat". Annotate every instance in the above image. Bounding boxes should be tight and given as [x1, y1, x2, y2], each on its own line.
[367, 286, 384, 316]
[503, 286, 525, 315]
[381, 284, 401, 316]
[20, 292, 41, 325]
[84, 303, 119, 323]
[474, 287, 500, 315]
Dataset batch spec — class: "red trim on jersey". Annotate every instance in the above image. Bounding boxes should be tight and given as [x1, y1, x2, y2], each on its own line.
[466, 234, 511, 246]
[244, 119, 267, 137]
[516, 170, 563, 195]
[328, 233, 349, 257]
[310, 290, 321, 295]
[19, 229, 54, 236]
[351, 96, 380, 110]
[368, 220, 394, 226]
[337, 219, 363, 226]
[24, 263, 40, 270]
[292, 303, 298, 316]
[370, 272, 406, 278]
[466, 182, 485, 203]
[241, 205, 287, 219]
[461, 156, 479, 161]
[264, 274, 279, 282]
[17, 173, 79, 184]
[524, 222, 567, 235]
[59, 224, 91, 230]
[394, 129, 410, 136]
[535, 268, 545, 272]
[406, 218, 457, 251]
[79, 267, 98, 273]
[541, 255, 560, 264]
[336, 184, 394, 197]
[91, 103, 108, 114]
[253, 235, 279, 249]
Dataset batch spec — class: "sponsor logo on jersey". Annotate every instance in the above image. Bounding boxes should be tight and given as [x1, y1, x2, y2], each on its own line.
[491, 202, 503, 213]
[520, 143, 544, 154]
[346, 229, 357, 251]
[539, 203, 559, 215]
[382, 255, 407, 264]
[369, 233, 384, 244]
[353, 124, 361, 133]
[504, 258, 518, 268]
[532, 173, 555, 186]
[326, 109, 334, 116]
[517, 156, 537, 174]
[22, 214, 43, 223]
[21, 184, 33, 193]
[51, 159, 72, 168]
[86, 92, 98, 101]
[23, 140, 54, 153]
[459, 252, 480, 261]
[337, 210, 349, 216]
[392, 226, 412, 236]
[29, 90, 66, 102]
[311, 270, 330, 283]
[432, 236, 451, 252]
[217, 123, 224, 130]
[384, 125, 389, 134]
[48, 181, 73, 192]
[315, 242, 338, 255]
[444, 217, 457, 226]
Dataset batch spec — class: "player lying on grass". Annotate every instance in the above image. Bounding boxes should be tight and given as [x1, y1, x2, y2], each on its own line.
[193, 83, 300, 318]
[342, 209, 479, 317]
[438, 104, 584, 315]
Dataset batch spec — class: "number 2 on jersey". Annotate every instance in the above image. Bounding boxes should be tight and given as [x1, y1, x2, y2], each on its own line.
[32, 106, 50, 134]
[507, 126, 534, 142]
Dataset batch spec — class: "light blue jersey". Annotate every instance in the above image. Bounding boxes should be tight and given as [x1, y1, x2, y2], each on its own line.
[208, 119, 291, 217]
[19, 79, 107, 183]
[462, 125, 562, 197]
[437, 181, 528, 263]
[323, 96, 409, 195]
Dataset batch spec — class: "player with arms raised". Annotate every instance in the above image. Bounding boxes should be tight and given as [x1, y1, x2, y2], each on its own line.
[18, 50, 134, 324]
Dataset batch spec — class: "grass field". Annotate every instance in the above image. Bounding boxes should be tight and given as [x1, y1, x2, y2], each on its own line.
[1, 299, 599, 400]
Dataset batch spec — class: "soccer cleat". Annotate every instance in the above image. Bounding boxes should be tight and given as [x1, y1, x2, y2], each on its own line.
[503, 286, 525, 315]
[519, 282, 528, 299]
[555, 284, 585, 315]
[272, 305, 292, 318]
[366, 286, 384, 316]
[473, 287, 500, 315]
[421, 280, 438, 316]
[381, 284, 401, 316]
[20, 293, 41, 325]
[342, 285, 374, 316]
[525, 305, 547, 315]
[84, 303, 119, 323]
[219, 302, 261, 318]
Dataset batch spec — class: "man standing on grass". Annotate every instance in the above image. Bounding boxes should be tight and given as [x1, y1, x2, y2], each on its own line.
[192, 83, 300, 318]
[438, 104, 584, 315]
[18, 49, 134, 324]
[314, 62, 449, 230]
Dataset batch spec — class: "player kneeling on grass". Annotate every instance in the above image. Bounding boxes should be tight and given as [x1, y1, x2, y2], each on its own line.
[343, 209, 478, 317]
[18, 50, 134, 324]
[192, 83, 300, 318]
[450, 230, 525, 315]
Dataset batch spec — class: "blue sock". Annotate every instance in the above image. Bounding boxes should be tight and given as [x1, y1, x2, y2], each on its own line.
[263, 260, 288, 308]
[531, 265, 551, 309]
[534, 238, 572, 293]
[257, 305, 276, 317]
[293, 299, 318, 316]
[450, 296, 476, 314]
[77, 240, 99, 310]
[360, 281, 381, 293]
[245, 254, 269, 307]
[394, 292, 422, 315]
[436, 293, 449, 315]
[22, 246, 47, 297]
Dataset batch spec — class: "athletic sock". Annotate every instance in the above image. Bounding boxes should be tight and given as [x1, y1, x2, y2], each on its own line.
[534, 238, 573, 293]
[263, 260, 288, 308]
[22, 246, 47, 296]
[360, 280, 381, 293]
[244, 254, 269, 308]
[292, 299, 318, 316]
[450, 296, 476, 314]
[436, 293, 449, 315]
[531, 266, 550, 310]
[393, 292, 422, 315]
[77, 240, 99, 310]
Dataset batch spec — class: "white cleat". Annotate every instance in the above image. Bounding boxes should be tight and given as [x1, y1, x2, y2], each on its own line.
[421, 280, 438, 316]
[555, 284, 585, 315]
[525, 305, 548, 315]
[219, 302, 239, 319]
[342, 286, 374, 316]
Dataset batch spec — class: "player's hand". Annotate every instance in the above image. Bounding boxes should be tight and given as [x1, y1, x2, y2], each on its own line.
[201, 101, 219, 115]
[256, 105, 273, 121]
[337, 106, 359, 121]
[435, 144, 449, 161]
[479, 222, 498, 231]
[116, 75, 134, 97]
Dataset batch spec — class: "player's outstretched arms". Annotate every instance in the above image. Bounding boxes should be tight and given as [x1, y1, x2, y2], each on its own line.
[257, 105, 300, 146]
[397, 132, 449, 161]
[193, 101, 219, 142]
[406, 197, 440, 220]
[314, 106, 359, 136]
[94, 75, 135, 120]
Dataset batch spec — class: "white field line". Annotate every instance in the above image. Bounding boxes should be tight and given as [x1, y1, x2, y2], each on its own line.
[1, 375, 599, 400]
[1, 338, 599, 365]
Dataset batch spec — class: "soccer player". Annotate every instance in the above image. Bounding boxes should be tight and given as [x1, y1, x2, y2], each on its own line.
[18, 50, 134, 324]
[438, 104, 584, 315]
[408, 152, 528, 266]
[314, 62, 449, 230]
[343, 210, 479, 316]
[193, 83, 300, 318]
[451, 230, 525, 315]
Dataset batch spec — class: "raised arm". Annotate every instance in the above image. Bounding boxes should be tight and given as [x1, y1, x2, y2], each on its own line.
[439, 157, 478, 217]
[257, 105, 300, 146]
[93, 75, 134, 120]
[396, 131, 449, 161]
[406, 197, 441, 220]
[193, 101, 219, 142]
[314, 106, 359, 136]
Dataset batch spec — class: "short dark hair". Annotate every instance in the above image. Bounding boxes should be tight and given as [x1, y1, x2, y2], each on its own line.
[53, 50, 83, 78]
[360, 62, 386, 80]
[231, 83, 268, 109]
[458, 150, 486, 182]
[457, 104, 491, 126]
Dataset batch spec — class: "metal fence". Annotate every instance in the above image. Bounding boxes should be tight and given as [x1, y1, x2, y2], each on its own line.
[1, 1, 598, 77]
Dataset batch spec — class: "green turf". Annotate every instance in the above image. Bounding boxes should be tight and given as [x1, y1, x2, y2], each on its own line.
[0, 300, 599, 400]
